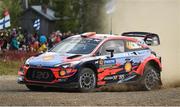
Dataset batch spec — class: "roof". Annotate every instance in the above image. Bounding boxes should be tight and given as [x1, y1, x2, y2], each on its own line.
[72, 33, 138, 42]
[31, 5, 60, 21]
[92, 34, 138, 42]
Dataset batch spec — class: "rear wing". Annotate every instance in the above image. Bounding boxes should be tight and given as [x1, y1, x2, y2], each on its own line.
[121, 32, 160, 46]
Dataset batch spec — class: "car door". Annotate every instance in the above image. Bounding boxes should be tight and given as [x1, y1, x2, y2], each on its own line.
[96, 39, 127, 83]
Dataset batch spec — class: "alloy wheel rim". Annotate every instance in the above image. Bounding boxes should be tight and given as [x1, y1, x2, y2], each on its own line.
[145, 69, 159, 90]
[80, 72, 95, 89]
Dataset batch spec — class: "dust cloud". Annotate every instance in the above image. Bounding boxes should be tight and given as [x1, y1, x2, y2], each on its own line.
[102, 0, 180, 88]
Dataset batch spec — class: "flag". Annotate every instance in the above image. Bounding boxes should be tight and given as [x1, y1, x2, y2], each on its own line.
[33, 18, 40, 31]
[106, 0, 116, 14]
[0, 10, 11, 30]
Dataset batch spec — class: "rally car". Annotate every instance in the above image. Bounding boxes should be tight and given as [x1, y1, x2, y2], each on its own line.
[17, 32, 162, 91]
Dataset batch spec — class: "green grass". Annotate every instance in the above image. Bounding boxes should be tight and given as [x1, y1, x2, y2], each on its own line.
[0, 60, 23, 75]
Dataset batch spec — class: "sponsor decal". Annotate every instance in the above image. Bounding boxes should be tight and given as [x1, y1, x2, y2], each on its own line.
[126, 41, 142, 49]
[104, 74, 125, 81]
[104, 59, 116, 65]
[43, 55, 54, 61]
[99, 58, 116, 68]
[99, 59, 104, 65]
[99, 58, 104, 65]
[32, 71, 50, 80]
[124, 62, 132, 72]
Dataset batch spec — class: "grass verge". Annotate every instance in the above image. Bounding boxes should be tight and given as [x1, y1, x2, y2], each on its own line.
[0, 60, 23, 75]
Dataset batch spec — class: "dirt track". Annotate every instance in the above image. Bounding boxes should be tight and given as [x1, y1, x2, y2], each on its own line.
[0, 75, 180, 106]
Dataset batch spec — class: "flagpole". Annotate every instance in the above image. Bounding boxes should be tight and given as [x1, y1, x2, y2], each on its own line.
[106, 0, 116, 35]
[110, 13, 112, 35]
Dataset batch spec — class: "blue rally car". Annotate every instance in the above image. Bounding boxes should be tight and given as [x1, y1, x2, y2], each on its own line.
[17, 32, 162, 92]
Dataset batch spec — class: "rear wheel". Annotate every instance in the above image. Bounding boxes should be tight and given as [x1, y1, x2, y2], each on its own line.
[26, 85, 45, 91]
[141, 65, 161, 91]
[78, 68, 96, 92]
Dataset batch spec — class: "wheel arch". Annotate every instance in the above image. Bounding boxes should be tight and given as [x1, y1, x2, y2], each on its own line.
[78, 62, 98, 89]
[139, 59, 162, 90]
[145, 60, 161, 73]
[136, 56, 162, 75]
[79, 62, 98, 76]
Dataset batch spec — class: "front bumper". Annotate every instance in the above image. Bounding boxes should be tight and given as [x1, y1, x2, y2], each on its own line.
[18, 65, 79, 88]
[17, 76, 25, 84]
[17, 75, 79, 88]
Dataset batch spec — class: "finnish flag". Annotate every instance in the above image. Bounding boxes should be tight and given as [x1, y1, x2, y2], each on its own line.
[0, 13, 11, 30]
[33, 18, 40, 30]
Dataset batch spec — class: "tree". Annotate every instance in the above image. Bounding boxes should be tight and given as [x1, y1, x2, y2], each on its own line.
[29, 0, 50, 5]
[0, 0, 107, 32]
[81, 0, 107, 33]
[52, 0, 107, 33]
[0, 0, 22, 27]
[52, 0, 81, 33]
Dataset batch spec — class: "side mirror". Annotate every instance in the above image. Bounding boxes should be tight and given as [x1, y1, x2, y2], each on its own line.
[106, 49, 114, 57]
[144, 35, 160, 46]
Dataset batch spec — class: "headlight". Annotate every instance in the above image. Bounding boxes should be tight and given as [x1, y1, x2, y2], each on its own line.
[25, 60, 30, 65]
[54, 63, 61, 68]
[54, 63, 71, 68]
[62, 64, 71, 68]
[25, 57, 34, 65]
[54, 61, 80, 68]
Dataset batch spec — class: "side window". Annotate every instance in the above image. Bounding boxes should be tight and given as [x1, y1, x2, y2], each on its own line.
[99, 40, 125, 55]
[125, 40, 142, 51]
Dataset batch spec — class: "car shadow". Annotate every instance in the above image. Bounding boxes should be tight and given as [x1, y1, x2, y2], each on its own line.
[0, 84, 163, 93]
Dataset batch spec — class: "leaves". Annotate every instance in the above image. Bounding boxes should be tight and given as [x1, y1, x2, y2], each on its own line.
[52, 0, 107, 33]
[0, 0, 107, 32]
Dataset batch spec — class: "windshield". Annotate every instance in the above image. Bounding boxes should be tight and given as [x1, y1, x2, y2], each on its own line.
[50, 36, 102, 54]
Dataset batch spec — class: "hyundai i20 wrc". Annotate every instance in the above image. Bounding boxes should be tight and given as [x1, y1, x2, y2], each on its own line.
[17, 32, 162, 92]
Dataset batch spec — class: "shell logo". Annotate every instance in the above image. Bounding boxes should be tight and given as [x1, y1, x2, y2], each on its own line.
[124, 62, 132, 72]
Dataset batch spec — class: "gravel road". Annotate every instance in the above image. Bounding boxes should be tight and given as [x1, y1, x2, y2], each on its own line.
[0, 75, 180, 106]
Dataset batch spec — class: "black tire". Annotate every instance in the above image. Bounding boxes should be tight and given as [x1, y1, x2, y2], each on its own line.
[26, 85, 45, 91]
[78, 68, 96, 92]
[141, 65, 161, 91]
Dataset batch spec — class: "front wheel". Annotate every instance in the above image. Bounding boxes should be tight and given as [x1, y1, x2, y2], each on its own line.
[141, 65, 161, 91]
[78, 68, 96, 92]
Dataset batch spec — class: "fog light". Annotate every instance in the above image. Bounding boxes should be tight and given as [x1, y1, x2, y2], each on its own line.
[59, 70, 66, 76]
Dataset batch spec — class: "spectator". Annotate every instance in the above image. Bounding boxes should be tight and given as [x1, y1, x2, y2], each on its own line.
[55, 30, 61, 44]
[48, 32, 56, 48]
[0, 39, 4, 51]
[10, 36, 19, 50]
[39, 34, 47, 52]
[16, 31, 24, 49]
[32, 41, 39, 52]
[1, 36, 8, 51]
[0, 27, 78, 53]
[39, 34, 47, 44]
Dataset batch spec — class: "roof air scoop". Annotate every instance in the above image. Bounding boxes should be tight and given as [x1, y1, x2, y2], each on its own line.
[81, 32, 96, 38]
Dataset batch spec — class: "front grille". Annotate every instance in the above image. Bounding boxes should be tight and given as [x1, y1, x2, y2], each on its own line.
[26, 68, 55, 82]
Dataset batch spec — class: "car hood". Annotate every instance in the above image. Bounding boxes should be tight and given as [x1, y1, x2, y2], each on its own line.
[26, 52, 82, 67]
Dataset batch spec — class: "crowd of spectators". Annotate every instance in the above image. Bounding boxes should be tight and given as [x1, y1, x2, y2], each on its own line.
[0, 27, 75, 53]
